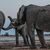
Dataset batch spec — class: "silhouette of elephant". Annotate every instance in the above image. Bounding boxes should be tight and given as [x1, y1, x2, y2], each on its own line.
[17, 4, 50, 48]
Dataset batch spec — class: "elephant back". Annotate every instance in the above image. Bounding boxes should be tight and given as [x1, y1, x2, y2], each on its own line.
[0, 11, 5, 28]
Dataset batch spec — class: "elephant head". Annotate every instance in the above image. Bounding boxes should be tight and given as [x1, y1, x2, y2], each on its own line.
[2, 16, 29, 46]
[2, 16, 24, 31]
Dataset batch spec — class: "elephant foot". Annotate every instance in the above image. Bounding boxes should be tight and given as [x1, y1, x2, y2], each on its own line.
[24, 44, 28, 46]
[40, 46, 48, 49]
[15, 43, 20, 47]
[15, 44, 19, 47]
[30, 46, 36, 49]
[24, 43, 31, 46]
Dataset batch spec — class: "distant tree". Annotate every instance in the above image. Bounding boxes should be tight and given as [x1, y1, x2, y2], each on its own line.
[4, 32, 9, 36]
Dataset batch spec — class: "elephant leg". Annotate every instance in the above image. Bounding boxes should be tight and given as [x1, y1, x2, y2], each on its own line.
[26, 35, 30, 45]
[27, 24, 36, 48]
[15, 28, 19, 46]
[29, 32, 36, 48]
[20, 24, 29, 46]
[36, 29, 48, 48]
[23, 34, 30, 46]
[21, 34, 28, 46]
[18, 29, 28, 46]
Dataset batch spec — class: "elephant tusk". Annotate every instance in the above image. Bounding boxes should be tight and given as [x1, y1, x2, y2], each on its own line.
[17, 24, 25, 30]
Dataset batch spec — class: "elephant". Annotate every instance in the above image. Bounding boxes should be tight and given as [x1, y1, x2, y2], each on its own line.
[17, 22, 29, 46]
[17, 4, 50, 48]
[2, 16, 29, 46]
[0, 11, 5, 33]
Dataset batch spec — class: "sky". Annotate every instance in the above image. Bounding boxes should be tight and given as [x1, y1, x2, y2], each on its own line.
[0, 0, 50, 35]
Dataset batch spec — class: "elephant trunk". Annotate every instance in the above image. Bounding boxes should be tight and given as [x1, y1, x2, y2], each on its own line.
[8, 16, 13, 22]
[2, 16, 14, 30]
[2, 23, 13, 30]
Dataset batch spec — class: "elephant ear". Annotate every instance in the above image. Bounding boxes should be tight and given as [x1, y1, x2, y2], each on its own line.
[0, 11, 5, 28]
[17, 5, 26, 25]
[18, 5, 25, 19]
[0, 11, 5, 33]
[17, 5, 25, 21]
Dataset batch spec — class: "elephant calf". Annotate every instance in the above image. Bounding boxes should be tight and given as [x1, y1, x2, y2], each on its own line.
[17, 22, 29, 46]
[3, 16, 29, 46]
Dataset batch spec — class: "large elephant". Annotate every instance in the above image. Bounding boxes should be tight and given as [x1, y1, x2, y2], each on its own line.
[3, 16, 29, 46]
[17, 4, 50, 48]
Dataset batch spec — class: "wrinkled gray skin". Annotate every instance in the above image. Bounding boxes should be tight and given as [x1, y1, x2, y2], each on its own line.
[17, 4, 50, 48]
[17, 22, 29, 46]
[3, 16, 29, 46]
[0, 11, 5, 33]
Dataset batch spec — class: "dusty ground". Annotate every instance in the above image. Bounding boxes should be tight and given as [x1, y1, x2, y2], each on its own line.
[0, 47, 50, 50]
[0, 41, 50, 50]
[0, 43, 50, 50]
[0, 36, 50, 50]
